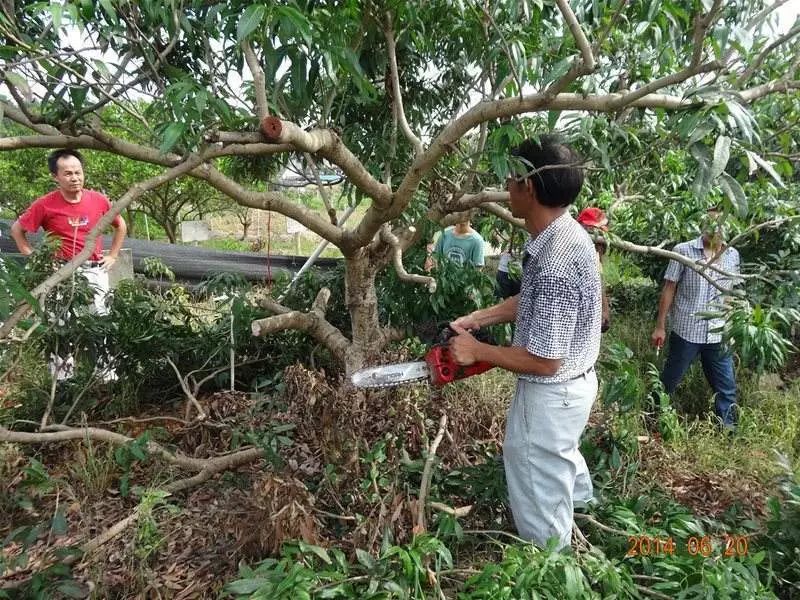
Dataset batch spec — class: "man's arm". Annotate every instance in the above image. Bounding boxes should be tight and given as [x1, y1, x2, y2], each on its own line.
[651, 280, 677, 347]
[10, 220, 34, 256]
[449, 323, 561, 376]
[101, 217, 128, 269]
[453, 294, 519, 329]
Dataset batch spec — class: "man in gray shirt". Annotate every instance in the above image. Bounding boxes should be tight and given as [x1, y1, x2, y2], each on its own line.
[450, 135, 602, 551]
[651, 207, 740, 429]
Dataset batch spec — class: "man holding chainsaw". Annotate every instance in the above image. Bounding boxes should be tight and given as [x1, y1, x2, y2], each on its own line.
[449, 135, 602, 551]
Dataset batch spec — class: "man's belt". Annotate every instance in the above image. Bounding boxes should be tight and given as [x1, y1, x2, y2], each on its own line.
[568, 365, 595, 381]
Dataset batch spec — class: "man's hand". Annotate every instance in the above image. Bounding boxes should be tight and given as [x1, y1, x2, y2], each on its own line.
[651, 326, 666, 348]
[449, 323, 483, 366]
[100, 254, 117, 270]
[451, 313, 480, 331]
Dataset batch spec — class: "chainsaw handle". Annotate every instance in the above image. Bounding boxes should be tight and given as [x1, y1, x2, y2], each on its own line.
[437, 325, 493, 345]
[425, 345, 494, 387]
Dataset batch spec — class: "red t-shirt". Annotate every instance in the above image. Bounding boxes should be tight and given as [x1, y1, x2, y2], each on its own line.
[17, 189, 122, 261]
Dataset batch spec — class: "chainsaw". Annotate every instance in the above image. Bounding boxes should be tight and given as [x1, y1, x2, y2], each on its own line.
[350, 326, 494, 389]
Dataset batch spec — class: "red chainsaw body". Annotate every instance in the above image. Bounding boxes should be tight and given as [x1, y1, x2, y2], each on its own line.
[424, 344, 494, 387]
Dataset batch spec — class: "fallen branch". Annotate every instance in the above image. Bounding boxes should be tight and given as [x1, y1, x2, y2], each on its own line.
[429, 501, 473, 518]
[165, 356, 208, 421]
[463, 529, 530, 545]
[573, 512, 630, 537]
[0, 422, 264, 573]
[635, 584, 673, 600]
[0, 424, 260, 472]
[69, 441, 262, 564]
[415, 414, 447, 534]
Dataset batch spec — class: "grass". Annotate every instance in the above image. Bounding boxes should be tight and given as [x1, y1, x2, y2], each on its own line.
[198, 233, 345, 258]
[666, 381, 800, 480]
[67, 440, 119, 500]
[600, 307, 800, 509]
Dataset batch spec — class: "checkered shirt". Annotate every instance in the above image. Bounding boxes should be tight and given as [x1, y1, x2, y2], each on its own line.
[664, 237, 741, 344]
[513, 212, 602, 384]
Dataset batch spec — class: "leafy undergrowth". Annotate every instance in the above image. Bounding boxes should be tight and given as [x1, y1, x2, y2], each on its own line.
[2, 359, 800, 599]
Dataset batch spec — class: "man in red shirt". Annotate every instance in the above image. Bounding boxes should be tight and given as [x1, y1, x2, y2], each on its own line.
[11, 149, 127, 314]
[11, 149, 127, 381]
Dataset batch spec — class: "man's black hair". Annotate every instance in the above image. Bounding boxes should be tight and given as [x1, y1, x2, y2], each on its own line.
[47, 149, 84, 175]
[511, 135, 584, 207]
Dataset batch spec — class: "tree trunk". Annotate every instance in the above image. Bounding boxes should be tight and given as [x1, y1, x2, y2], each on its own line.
[125, 207, 136, 237]
[343, 252, 382, 373]
[241, 221, 250, 240]
[165, 221, 177, 244]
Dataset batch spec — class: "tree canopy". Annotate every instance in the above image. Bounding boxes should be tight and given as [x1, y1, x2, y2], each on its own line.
[0, 0, 798, 370]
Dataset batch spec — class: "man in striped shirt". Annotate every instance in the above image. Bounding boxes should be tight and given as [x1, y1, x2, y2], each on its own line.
[651, 207, 741, 429]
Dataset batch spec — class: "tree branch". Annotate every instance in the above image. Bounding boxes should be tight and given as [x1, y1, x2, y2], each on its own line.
[380, 225, 436, 292]
[304, 152, 336, 224]
[556, 0, 595, 72]
[259, 117, 392, 206]
[242, 41, 269, 121]
[384, 12, 424, 156]
[737, 24, 800, 86]
[0, 423, 260, 472]
[479, 5, 523, 95]
[739, 79, 800, 101]
[609, 237, 743, 295]
[746, 0, 794, 31]
[251, 289, 353, 364]
[0, 422, 265, 572]
[165, 356, 208, 421]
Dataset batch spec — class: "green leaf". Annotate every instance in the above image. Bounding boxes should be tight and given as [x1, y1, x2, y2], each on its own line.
[710, 135, 730, 179]
[225, 578, 269, 594]
[98, 0, 117, 23]
[724, 101, 757, 143]
[56, 582, 87, 599]
[356, 548, 377, 570]
[298, 541, 331, 565]
[748, 151, 785, 187]
[51, 509, 68, 536]
[689, 142, 711, 165]
[49, 3, 63, 29]
[237, 4, 267, 42]
[542, 57, 570, 86]
[159, 122, 186, 153]
[687, 123, 713, 146]
[564, 563, 583, 598]
[691, 168, 711, 201]
[719, 173, 747, 216]
[275, 5, 312, 46]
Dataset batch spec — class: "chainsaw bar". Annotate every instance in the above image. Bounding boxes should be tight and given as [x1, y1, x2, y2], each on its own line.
[350, 361, 430, 389]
